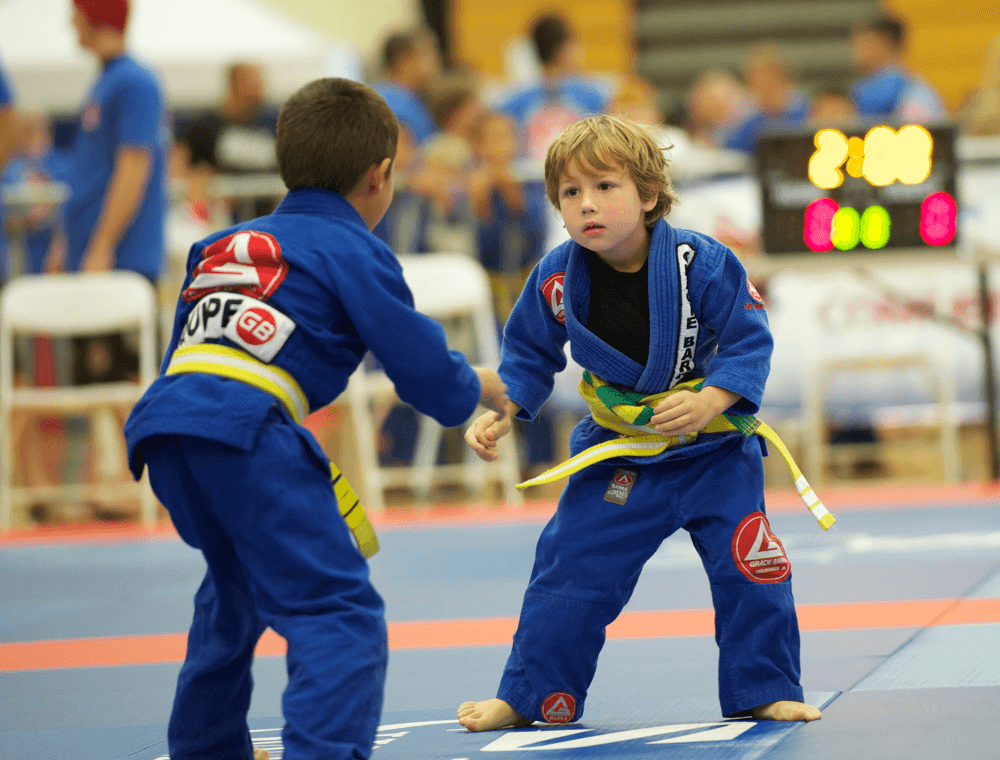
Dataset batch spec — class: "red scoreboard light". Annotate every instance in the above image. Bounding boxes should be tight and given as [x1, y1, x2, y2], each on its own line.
[758, 123, 958, 256]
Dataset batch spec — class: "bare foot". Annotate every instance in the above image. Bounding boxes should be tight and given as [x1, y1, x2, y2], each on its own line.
[457, 698, 534, 732]
[253, 749, 269, 760]
[751, 700, 822, 721]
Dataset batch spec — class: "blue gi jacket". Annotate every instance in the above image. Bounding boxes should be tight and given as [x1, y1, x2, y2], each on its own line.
[125, 188, 481, 477]
[499, 218, 773, 460]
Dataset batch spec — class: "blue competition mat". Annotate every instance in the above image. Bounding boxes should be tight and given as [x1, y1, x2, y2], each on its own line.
[78, 693, 839, 760]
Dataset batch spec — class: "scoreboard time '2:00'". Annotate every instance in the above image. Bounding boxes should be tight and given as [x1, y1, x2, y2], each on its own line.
[757, 123, 958, 256]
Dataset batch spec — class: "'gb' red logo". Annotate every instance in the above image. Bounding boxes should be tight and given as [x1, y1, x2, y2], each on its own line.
[183, 230, 287, 303]
[236, 308, 278, 345]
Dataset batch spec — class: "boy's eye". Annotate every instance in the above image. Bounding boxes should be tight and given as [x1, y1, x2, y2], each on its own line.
[562, 187, 578, 197]
[599, 182, 613, 191]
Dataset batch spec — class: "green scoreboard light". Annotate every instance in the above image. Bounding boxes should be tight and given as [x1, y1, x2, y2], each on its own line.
[757, 122, 958, 256]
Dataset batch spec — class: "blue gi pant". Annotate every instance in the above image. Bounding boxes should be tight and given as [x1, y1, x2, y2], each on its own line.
[497, 434, 803, 721]
[140, 407, 387, 760]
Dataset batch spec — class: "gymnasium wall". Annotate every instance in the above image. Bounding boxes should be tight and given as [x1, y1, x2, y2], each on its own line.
[450, 0, 633, 78]
[883, 0, 1000, 112]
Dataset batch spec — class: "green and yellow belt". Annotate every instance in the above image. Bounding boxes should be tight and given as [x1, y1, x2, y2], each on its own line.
[516, 370, 835, 530]
[166, 343, 380, 557]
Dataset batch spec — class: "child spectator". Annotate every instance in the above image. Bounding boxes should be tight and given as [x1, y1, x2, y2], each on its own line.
[725, 42, 811, 154]
[124, 77, 508, 760]
[850, 14, 945, 121]
[469, 109, 548, 321]
[501, 13, 607, 164]
[459, 114, 821, 731]
[373, 26, 442, 146]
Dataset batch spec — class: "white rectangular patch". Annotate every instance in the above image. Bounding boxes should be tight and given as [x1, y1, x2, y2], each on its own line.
[177, 293, 296, 363]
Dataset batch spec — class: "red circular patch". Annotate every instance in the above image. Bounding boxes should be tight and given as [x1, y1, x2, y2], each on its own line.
[541, 692, 577, 724]
[614, 472, 633, 486]
[747, 278, 764, 304]
[731, 512, 791, 583]
[236, 307, 277, 345]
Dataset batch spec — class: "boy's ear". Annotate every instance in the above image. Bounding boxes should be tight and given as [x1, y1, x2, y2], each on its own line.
[641, 193, 658, 213]
[367, 158, 394, 195]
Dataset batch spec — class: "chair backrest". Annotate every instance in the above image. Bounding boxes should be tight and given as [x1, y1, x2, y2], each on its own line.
[0, 272, 158, 336]
[397, 253, 493, 319]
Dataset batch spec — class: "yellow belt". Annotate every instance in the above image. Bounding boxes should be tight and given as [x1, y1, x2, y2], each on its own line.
[166, 343, 381, 557]
[516, 371, 835, 530]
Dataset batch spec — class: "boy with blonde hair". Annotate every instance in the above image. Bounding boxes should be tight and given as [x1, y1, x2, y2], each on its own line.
[460, 114, 821, 731]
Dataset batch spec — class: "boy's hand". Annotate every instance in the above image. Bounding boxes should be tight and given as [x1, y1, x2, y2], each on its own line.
[650, 386, 740, 436]
[475, 368, 509, 415]
[465, 409, 512, 462]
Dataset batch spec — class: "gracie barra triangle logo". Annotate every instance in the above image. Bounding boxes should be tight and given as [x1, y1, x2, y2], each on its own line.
[744, 522, 785, 561]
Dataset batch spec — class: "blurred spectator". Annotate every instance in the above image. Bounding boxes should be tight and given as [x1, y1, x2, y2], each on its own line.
[417, 72, 483, 253]
[59, 0, 168, 518]
[1, 112, 71, 279]
[811, 88, 857, 125]
[686, 69, 755, 149]
[960, 31, 1000, 136]
[501, 13, 607, 163]
[469, 109, 548, 321]
[849, 14, 945, 121]
[176, 62, 280, 219]
[724, 42, 810, 154]
[373, 26, 442, 146]
[1, 57, 17, 284]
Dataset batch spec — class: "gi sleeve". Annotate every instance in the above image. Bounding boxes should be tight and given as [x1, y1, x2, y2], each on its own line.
[498, 260, 570, 420]
[688, 242, 773, 415]
[335, 245, 482, 428]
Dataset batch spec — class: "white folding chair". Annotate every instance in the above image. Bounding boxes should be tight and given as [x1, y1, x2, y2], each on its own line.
[342, 253, 522, 512]
[0, 272, 159, 529]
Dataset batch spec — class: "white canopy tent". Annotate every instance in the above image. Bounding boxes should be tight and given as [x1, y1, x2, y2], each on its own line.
[0, 0, 361, 113]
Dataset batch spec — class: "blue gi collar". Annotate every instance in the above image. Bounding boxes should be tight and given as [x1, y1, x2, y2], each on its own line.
[273, 188, 369, 232]
[564, 219, 680, 395]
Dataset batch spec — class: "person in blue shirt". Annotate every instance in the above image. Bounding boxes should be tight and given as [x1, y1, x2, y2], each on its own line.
[850, 15, 945, 122]
[1, 57, 18, 282]
[372, 26, 441, 146]
[501, 14, 607, 164]
[723, 42, 811, 155]
[1, 112, 72, 277]
[125, 76, 508, 760]
[60, 0, 167, 395]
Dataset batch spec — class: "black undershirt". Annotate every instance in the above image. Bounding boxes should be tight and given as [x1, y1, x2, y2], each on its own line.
[586, 251, 650, 367]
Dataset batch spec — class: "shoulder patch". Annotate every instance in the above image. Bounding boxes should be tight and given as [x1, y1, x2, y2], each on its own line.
[541, 271, 566, 324]
[183, 230, 287, 303]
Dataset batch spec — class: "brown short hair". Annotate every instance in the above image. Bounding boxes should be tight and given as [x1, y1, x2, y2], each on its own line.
[276, 78, 399, 195]
[544, 115, 679, 226]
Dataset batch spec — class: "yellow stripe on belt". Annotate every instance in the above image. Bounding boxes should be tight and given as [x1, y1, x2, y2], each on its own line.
[516, 371, 835, 530]
[166, 343, 381, 557]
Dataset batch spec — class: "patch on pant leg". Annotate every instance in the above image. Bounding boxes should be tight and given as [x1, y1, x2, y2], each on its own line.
[731, 512, 791, 583]
[603, 469, 638, 504]
[541, 692, 577, 723]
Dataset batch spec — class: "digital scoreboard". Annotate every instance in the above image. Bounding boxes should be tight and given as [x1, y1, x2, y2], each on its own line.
[758, 123, 958, 256]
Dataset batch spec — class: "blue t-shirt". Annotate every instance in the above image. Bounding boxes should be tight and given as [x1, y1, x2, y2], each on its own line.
[500, 78, 606, 162]
[63, 54, 168, 281]
[0, 60, 14, 274]
[373, 82, 437, 144]
[723, 90, 811, 155]
[1, 151, 72, 277]
[852, 65, 945, 121]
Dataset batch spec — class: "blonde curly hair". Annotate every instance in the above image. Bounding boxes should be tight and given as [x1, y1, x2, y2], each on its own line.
[544, 114, 679, 227]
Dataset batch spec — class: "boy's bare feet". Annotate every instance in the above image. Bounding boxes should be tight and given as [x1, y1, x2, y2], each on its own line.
[751, 700, 822, 721]
[457, 698, 534, 732]
[253, 750, 269, 760]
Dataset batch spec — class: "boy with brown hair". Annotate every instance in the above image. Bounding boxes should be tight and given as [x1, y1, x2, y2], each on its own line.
[460, 114, 822, 731]
[124, 77, 507, 760]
